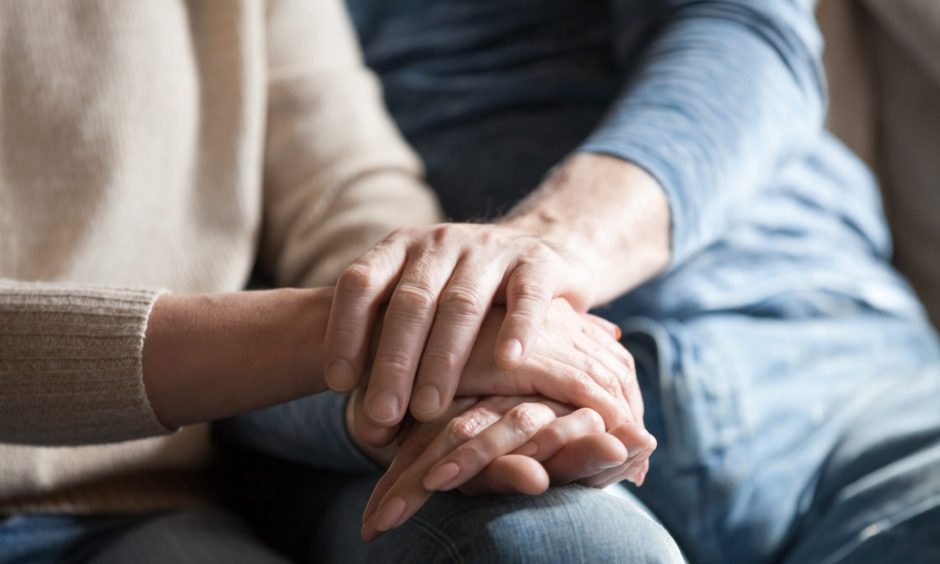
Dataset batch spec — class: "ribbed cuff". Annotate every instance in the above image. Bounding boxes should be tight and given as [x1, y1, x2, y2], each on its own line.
[0, 280, 171, 445]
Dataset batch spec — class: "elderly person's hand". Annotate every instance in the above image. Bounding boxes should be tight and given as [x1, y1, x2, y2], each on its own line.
[323, 154, 672, 430]
[323, 223, 595, 424]
[348, 300, 644, 448]
[351, 393, 656, 541]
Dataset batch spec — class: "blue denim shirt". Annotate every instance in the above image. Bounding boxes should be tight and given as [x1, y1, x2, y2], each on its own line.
[346, 0, 926, 323]
[219, 0, 932, 476]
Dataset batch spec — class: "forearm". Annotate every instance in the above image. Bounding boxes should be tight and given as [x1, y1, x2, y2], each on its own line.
[580, 0, 825, 264]
[502, 153, 671, 306]
[143, 288, 332, 428]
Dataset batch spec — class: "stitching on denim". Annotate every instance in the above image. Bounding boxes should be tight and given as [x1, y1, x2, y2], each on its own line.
[408, 514, 465, 564]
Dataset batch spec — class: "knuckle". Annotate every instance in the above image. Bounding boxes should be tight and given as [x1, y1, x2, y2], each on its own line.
[389, 226, 412, 240]
[325, 322, 358, 343]
[440, 288, 485, 318]
[569, 371, 596, 398]
[422, 349, 462, 372]
[450, 413, 485, 442]
[506, 404, 542, 435]
[478, 229, 499, 246]
[599, 366, 624, 398]
[431, 224, 452, 243]
[578, 408, 605, 431]
[392, 284, 437, 312]
[373, 352, 413, 377]
[337, 264, 376, 293]
[455, 440, 489, 465]
[512, 280, 548, 304]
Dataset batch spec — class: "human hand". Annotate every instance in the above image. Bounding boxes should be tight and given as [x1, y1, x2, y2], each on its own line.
[357, 394, 656, 541]
[323, 223, 595, 424]
[349, 299, 643, 448]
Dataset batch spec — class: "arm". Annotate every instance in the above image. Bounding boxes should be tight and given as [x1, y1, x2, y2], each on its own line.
[0, 279, 168, 445]
[558, 0, 826, 269]
[142, 288, 331, 429]
[0, 280, 330, 445]
[321, 2, 825, 420]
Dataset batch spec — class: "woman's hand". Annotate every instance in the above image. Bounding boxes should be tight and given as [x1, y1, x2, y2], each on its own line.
[349, 300, 643, 448]
[323, 224, 595, 424]
[356, 394, 656, 541]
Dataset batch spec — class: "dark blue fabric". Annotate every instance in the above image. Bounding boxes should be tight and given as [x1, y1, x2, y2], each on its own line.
[345, 0, 927, 325]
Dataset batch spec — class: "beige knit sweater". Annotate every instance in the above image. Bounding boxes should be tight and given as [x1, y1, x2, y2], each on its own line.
[0, 0, 440, 513]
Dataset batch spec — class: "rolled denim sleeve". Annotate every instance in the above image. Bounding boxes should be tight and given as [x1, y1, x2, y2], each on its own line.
[214, 391, 380, 475]
[580, 0, 826, 265]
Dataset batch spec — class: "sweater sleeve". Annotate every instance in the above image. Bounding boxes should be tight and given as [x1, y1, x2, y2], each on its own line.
[259, 0, 442, 288]
[0, 279, 171, 445]
[579, 0, 826, 266]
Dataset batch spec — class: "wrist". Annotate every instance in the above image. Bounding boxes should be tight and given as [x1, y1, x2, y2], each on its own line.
[142, 287, 333, 428]
[503, 153, 671, 302]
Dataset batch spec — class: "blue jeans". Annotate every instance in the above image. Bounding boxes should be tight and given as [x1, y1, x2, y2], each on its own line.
[4, 307, 939, 563]
[220, 297, 940, 563]
[0, 509, 288, 564]
[345, 308, 940, 563]
[615, 310, 940, 564]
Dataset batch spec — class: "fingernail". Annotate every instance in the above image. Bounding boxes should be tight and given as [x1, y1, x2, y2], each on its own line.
[412, 385, 441, 416]
[361, 520, 378, 541]
[373, 497, 407, 532]
[368, 390, 401, 424]
[326, 359, 355, 390]
[516, 442, 538, 458]
[499, 339, 522, 363]
[614, 326, 622, 340]
[424, 461, 461, 491]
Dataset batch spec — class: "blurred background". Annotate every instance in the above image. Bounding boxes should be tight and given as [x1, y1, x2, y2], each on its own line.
[818, 0, 940, 329]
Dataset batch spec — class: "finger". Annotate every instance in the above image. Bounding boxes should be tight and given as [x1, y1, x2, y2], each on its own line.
[352, 386, 400, 448]
[325, 235, 408, 392]
[495, 261, 556, 370]
[360, 395, 481, 531]
[543, 433, 628, 485]
[365, 245, 460, 427]
[573, 333, 643, 423]
[362, 397, 510, 540]
[584, 313, 622, 340]
[580, 424, 657, 488]
[461, 455, 550, 496]
[579, 313, 634, 368]
[523, 355, 631, 430]
[410, 254, 507, 420]
[422, 402, 557, 492]
[576, 319, 643, 423]
[514, 407, 605, 462]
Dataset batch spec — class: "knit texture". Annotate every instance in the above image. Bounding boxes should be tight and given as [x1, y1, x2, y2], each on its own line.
[0, 0, 440, 513]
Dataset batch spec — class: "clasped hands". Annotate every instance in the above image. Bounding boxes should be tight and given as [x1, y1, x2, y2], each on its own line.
[323, 224, 656, 540]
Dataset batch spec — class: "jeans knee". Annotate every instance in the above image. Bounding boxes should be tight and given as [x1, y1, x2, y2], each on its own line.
[368, 486, 683, 563]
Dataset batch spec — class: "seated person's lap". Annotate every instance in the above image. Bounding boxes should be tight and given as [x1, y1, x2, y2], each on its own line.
[214, 303, 940, 563]
[621, 308, 940, 563]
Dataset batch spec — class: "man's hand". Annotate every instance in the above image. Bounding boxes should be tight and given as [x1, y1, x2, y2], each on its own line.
[349, 300, 642, 448]
[355, 394, 656, 541]
[323, 223, 596, 425]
